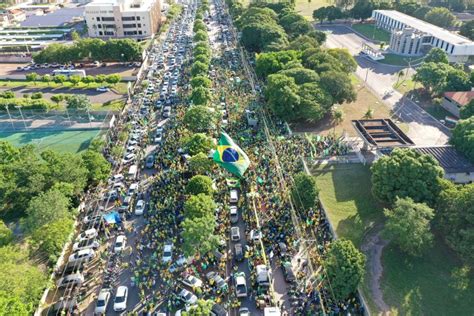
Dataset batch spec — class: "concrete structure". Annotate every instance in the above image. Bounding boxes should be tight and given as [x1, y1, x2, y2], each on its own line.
[84, 0, 161, 39]
[352, 118, 414, 150]
[415, 146, 474, 184]
[372, 10, 474, 62]
[442, 91, 474, 117]
[389, 27, 423, 56]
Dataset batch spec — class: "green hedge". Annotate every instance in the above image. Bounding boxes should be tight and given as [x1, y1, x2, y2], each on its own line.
[0, 98, 52, 111]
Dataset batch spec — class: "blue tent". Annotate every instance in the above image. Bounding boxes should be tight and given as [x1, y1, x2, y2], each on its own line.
[103, 211, 121, 225]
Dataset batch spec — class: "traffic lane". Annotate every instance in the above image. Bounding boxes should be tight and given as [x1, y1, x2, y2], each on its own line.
[317, 24, 367, 55]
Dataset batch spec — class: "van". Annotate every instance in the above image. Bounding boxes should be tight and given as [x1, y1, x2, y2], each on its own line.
[127, 165, 138, 179]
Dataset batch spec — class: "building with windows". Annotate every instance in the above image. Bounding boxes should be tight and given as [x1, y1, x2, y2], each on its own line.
[84, 0, 161, 39]
[372, 10, 474, 62]
[442, 91, 474, 117]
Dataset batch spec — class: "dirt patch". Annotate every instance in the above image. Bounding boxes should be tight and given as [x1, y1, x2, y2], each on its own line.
[361, 227, 391, 315]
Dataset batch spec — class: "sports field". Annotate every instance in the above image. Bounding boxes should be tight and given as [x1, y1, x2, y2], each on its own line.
[0, 129, 100, 153]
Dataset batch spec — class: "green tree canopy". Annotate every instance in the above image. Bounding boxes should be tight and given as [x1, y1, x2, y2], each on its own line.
[190, 75, 212, 89]
[287, 35, 320, 51]
[31, 217, 74, 264]
[191, 61, 209, 77]
[0, 221, 13, 247]
[194, 30, 209, 42]
[291, 172, 319, 211]
[186, 133, 213, 156]
[184, 193, 216, 219]
[22, 188, 71, 233]
[256, 50, 301, 78]
[81, 149, 111, 184]
[437, 182, 474, 262]
[424, 47, 449, 64]
[460, 20, 474, 41]
[450, 116, 474, 162]
[460, 99, 474, 119]
[323, 239, 366, 301]
[190, 86, 212, 106]
[350, 0, 374, 20]
[424, 7, 457, 28]
[241, 22, 288, 52]
[327, 48, 357, 73]
[186, 175, 213, 196]
[445, 66, 472, 92]
[371, 148, 444, 205]
[413, 62, 451, 94]
[312, 6, 344, 23]
[182, 299, 214, 316]
[189, 153, 214, 174]
[66, 94, 91, 111]
[182, 215, 219, 257]
[383, 197, 434, 256]
[183, 105, 219, 133]
[279, 67, 319, 85]
[319, 71, 356, 104]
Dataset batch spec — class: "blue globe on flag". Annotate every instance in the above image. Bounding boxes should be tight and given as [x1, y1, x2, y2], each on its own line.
[222, 147, 239, 162]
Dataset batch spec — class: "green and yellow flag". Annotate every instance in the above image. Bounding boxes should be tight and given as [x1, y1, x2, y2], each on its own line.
[213, 131, 250, 178]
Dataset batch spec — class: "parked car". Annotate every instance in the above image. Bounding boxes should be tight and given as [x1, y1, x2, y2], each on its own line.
[162, 242, 173, 263]
[178, 288, 198, 305]
[238, 307, 250, 316]
[68, 249, 95, 263]
[231, 226, 240, 241]
[230, 189, 238, 203]
[77, 228, 98, 242]
[206, 271, 227, 290]
[250, 229, 262, 241]
[96, 86, 110, 92]
[234, 272, 247, 298]
[145, 155, 155, 168]
[122, 153, 136, 164]
[73, 239, 100, 252]
[114, 235, 127, 253]
[234, 243, 244, 262]
[281, 261, 296, 283]
[113, 286, 128, 312]
[57, 273, 84, 288]
[135, 199, 145, 215]
[182, 274, 203, 289]
[94, 289, 111, 315]
[230, 206, 238, 224]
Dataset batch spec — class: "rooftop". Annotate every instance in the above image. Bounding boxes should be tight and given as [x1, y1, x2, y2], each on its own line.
[85, 0, 156, 11]
[373, 10, 474, 46]
[352, 118, 414, 147]
[414, 146, 474, 173]
[444, 91, 474, 107]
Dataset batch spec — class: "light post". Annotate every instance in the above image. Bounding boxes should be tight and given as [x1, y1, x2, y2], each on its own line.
[65, 106, 72, 126]
[5, 105, 14, 130]
[15, 106, 27, 130]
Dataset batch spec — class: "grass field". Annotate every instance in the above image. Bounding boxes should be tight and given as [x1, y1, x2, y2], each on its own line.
[393, 78, 417, 94]
[0, 129, 100, 153]
[295, 0, 332, 20]
[383, 238, 474, 315]
[352, 24, 391, 42]
[312, 163, 384, 247]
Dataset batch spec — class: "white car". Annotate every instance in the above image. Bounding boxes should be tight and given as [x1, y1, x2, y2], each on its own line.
[94, 288, 111, 315]
[122, 153, 136, 164]
[230, 206, 238, 224]
[182, 274, 203, 289]
[69, 249, 95, 263]
[162, 242, 173, 263]
[73, 239, 100, 252]
[57, 273, 84, 288]
[128, 182, 139, 196]
[230, 189, 239, 203]
[108, 174, 124, 184]
[179, 288, 198, 305]
[234, 272, 248, 298]
[96, 87, 110, 92]
[135, 199, 145, 215]
[231, 226, 240, 241]
[113, 286, 128, 312]
[78, 228, 98, 241]
[250, 229, 263, 241]
[114, 235, 127, 253]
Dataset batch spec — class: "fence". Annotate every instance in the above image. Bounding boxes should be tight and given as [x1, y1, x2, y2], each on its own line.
[0, 109, 117, 132]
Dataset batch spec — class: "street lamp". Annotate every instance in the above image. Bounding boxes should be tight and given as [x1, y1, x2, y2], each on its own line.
[5, 105, 14, 130]
[14, 106, 27, 130]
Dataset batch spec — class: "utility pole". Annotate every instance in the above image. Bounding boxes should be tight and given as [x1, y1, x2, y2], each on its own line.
[15, 106, 27, 130]
[5, 105, 14, 130]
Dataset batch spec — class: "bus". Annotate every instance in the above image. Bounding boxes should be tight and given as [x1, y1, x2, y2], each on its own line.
[52, 69, 86, 78]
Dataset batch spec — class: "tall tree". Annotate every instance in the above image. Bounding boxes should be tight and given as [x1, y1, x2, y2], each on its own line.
[371, 148, 444, 205]
[424, 7, 457, 28]
[319, 71, 356, 104]
[81, 149, 111, 184]
[460, 20, 474, 41]
[291, 172, 319, 211]
[66, 94, 91, 111]
[190, 86, 212, 106]
[185, 133, 213, 156]
[424, 48, 449, 64]
[184, 193, 216, 219]
[450, 117, 474, 162]
[182, 215, 219, 257]
[183, 106, 219, 133]
[460, 99, 474, 119]
[186, 175, 213, 196]
[323, 239, 366, 301]
[189, 153, 214, 174]
[383, 197, 434, 256]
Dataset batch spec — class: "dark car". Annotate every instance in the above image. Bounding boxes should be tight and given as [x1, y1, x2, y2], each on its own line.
[278, 242, 288, 257]
[234, 243, 244, 262]
[281, 261, 296, 283]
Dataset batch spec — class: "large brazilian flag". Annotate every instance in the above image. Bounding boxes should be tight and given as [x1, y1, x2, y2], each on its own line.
[213, 131, 250, 178]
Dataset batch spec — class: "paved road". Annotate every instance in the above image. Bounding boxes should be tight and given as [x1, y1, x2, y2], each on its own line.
[317, 24, 450, 146]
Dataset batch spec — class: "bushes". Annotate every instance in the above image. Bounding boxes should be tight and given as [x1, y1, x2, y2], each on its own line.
[0, 97, 51, 110]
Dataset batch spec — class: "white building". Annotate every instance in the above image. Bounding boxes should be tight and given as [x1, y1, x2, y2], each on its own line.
[84, 0, 161, 39]
[372, 10, 474, 63]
